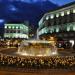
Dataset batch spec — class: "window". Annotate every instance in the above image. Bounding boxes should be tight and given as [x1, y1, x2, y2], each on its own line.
[46, 16, 49, 20]
[61, 11, 64, 16]
[8, 26, 11, 29]
[67, 24, 73, 31]
[50, 14, 54, 19]
[67, 26, 70, 31]
[73, 9, 75, 13]
[66, 10, 70, 15]
[56, 27, 59, 32]
[56, 13, 59, 17]
[12, 26, 15, 29]
[20, 26, 23, 29]
[16, 26, 18, 29]
[5, 26, 7, 29]
[70, 26, 73, 31]
[73, 25, 75, 31]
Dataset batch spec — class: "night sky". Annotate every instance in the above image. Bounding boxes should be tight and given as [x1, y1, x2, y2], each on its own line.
[0, 0, 75, 28]
[50, 0, 75, 6]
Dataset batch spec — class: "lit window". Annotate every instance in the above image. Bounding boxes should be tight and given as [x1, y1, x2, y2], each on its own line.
[12, 26, 15, 29]
[5, 26, 7, 29]
[8, 26, 11, 29]
[50, 30, 52, 33]
[73, 25, 75, 31]
[56, 13, 59, 17]
[66, 10, 70, 15]
[73, 9, 75, 13]
[61, 12, 64, 16]
[20, 26, 23, 29]
[46, 16, 49, 20]
[67, 26, 70, 31]
[56, 28, 59, 32]
[50, 14, 54, 19]
[16, 26, 18, 29]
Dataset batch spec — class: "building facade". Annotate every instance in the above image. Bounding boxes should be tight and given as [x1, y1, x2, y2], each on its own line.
[38, 2, 75, 44]
[4, 23, 29, 39]
[38, 2, 75, 47]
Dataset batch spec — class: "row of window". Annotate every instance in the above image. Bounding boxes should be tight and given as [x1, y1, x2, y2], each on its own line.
[5, 30, 28, 34]
[4, 34, 28, 39]
[38, 23, 75, 35]
[5, 25, 28, 31]
[39, 11, 75, 29]
[45, 9, 75, 20]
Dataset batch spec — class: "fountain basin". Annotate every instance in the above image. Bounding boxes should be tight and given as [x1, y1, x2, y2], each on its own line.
[17, 40, 58, 56]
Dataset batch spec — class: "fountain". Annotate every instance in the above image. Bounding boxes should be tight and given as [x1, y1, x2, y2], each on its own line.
[17, 29, 58, 56]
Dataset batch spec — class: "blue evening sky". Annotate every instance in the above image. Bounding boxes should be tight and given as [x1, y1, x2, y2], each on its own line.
[50, 0, 75, 6]
[6, 0, 75, 6]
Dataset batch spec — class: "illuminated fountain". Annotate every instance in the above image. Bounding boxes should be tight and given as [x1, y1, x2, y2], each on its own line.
[17, 29, 58, 56]
[18, 40, 57, 56]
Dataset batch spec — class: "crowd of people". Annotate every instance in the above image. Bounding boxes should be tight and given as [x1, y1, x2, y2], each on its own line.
[0, 53, 75, 70]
